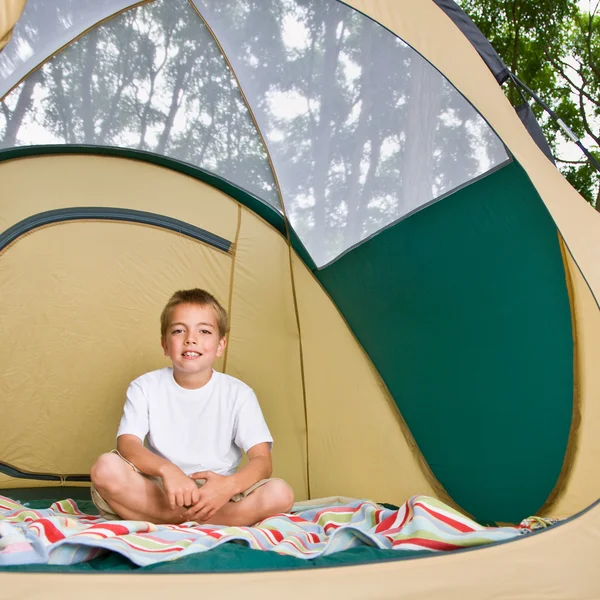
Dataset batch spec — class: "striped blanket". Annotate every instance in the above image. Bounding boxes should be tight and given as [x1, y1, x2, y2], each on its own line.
[0, 494, 536, 567]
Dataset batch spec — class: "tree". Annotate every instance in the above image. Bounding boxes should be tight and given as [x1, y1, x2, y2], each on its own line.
[547, 4, 600, 207]
[457, 0, 600, 210]
[0, 0, 278, 206]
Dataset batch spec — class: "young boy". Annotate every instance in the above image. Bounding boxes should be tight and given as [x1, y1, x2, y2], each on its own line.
[90, 288, 294, 526]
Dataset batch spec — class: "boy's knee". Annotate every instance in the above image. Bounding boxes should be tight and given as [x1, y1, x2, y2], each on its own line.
[90, 453, 128, 490]
[265, 479, 294, 513]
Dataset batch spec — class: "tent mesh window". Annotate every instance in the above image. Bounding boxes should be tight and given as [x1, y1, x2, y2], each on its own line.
[0, 0, 280, 208]
[193, 0, 509, 266]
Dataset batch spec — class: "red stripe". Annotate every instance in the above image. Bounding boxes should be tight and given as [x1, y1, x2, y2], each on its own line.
[89, 523, 130, 536]
[37, 519, 65, 544]
[378, 504, 412, 534]
[287, 515, 307, 523]
[269, 529, 284, 542]
[415, 502, 475, 533]
[375, 512, 397, 534]
[196, 528, 222, 540]
[393, 537, 462, 551]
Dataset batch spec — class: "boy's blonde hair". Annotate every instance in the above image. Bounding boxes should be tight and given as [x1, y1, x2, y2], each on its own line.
[160, 289, 228, 338]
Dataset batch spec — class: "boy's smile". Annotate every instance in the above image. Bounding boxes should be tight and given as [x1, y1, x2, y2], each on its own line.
[161, 302, 227, 389]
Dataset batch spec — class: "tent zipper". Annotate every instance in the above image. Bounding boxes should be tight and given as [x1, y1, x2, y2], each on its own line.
[0, 207, 232, 254]
[0, 460, 91, 482]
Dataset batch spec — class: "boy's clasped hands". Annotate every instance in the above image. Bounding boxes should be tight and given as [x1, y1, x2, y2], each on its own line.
[161, 464, 236, 523]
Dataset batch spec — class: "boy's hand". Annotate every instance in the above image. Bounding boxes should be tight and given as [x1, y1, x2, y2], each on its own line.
[160, 464, 201, 510]
[184, 471, 237, 523]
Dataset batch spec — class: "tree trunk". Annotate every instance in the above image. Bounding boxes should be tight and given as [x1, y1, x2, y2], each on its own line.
[156, 60, 190, 155]
[309, 9, 345, 264]
[82, 28, 99, 144]
[343, 25, 375, 248]
[399, 57, 443, 215]
[2, 70, 42, 146]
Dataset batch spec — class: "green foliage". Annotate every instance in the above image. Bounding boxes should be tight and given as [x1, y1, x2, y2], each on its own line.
[458, 0, 600, 209]
[563, 151, 600, 204]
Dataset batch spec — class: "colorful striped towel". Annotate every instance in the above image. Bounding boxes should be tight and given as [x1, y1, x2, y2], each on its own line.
[0, 494, 539, 567]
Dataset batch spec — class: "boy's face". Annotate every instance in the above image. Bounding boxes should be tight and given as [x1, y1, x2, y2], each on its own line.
[161, 302, 226, 385]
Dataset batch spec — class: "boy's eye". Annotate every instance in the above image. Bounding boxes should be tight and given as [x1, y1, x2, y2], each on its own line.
[171, 328, 184, 334]
[200, 329, 212, 335]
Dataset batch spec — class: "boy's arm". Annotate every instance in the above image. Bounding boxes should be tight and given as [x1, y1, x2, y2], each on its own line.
[117, 434, 200, 509]
[184, 442, 272, 521]
[117, 434, 175, 476]
[229, 442, 273, 494]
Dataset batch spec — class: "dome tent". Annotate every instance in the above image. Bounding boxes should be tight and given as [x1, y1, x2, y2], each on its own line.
[0, 0, 599, 596]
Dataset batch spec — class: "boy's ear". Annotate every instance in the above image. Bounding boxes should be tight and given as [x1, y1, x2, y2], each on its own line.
[161, 337, 168, 356]
[216, 336, 227, 357]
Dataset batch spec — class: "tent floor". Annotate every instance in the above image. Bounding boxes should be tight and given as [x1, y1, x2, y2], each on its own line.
[0, 490, 429, 573]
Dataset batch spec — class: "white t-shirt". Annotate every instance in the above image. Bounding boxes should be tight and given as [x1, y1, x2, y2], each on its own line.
[117, 368, 273, 476]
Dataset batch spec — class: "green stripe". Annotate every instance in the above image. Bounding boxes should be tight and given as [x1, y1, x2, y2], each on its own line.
[318, 161, 573, 523]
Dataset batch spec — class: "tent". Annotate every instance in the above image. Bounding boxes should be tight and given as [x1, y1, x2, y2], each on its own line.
[1, 0, 599, 596]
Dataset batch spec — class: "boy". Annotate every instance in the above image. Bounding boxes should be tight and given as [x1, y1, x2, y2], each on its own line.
[90, 288, 294, 526]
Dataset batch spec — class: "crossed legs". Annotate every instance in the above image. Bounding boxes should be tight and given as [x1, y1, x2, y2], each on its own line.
[90, 452, 294, 526]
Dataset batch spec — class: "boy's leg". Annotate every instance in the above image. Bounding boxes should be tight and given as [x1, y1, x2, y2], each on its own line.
[90, 452, 188, 524]
[92, 453, 294, 526]
[195, 479, 295, 527]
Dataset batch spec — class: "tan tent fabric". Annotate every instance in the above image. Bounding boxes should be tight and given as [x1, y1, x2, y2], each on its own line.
[0, 221, 232, 480]
[542, 247, 600, 517]
[225, 207, 308, 499]
[291, 255, 446, 507]
[2, 501, 599, 599]
[0, 0, 26, 52]
[0, 155, 238, 240]
[0, 154, 246, 482]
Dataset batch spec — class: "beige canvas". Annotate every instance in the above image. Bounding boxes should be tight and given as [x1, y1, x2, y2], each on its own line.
[291, 255, 448, 507]
[0, 221, 232, 479]
[0, 0, 25, 52]
[0, 154, 243, 481]
[225, 207, 308, 498]
[542, 246, 600, 517]
[0, 155, 238, 240]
